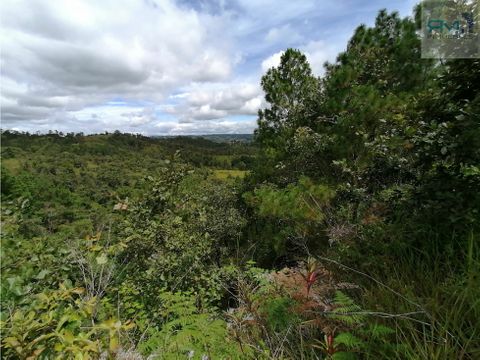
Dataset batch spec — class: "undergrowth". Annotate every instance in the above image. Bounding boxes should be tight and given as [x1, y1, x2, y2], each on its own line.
[359, 232, 480, 359]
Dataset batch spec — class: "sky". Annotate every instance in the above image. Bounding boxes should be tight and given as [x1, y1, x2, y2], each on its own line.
[1, 0, 418, 135]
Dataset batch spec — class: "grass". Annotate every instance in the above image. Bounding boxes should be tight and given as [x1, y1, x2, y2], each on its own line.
[359, 232, 480, 359]
[214, 155, 233, 167]
[211, 169, 249, 180]
[2, 158, 23, 174]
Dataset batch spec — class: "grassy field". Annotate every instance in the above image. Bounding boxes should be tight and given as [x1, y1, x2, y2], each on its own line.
[2, 158, 23, 174]
[211, 169, 249, 180]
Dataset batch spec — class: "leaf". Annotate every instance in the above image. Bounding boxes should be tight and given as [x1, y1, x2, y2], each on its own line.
[334, 332, 363, 349]
[368, 323, 395, 339]
[109, 334, 119, 352]
[123, 321, 136, 330]
[7, 276, 19, 289]
[56, 315, 72, 331]
[88, 245, 103, 252]
[71, 287, 85, 295]
[36, 270, 50, 280]
[332, 351, 356, 360]
[63, 330, 75, 344]
[95, 254, 108, 265]
[3, 337, 20, 348]
[26, 346, 45, 360]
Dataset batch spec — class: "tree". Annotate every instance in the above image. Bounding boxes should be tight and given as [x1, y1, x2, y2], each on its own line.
[255, 49, 319, 148]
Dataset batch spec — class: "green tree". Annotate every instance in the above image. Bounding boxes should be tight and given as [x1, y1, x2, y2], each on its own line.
[255, 49, 319, 158]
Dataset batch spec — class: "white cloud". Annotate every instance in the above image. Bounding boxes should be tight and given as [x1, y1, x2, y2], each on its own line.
[261, 51, 284, 72]
[302, 40, 343, 76]
[187, 104, 227, 121]
[265, 24, 303, 45]
[260, 39, 342, 77]
[188, 83, 261, 111]
[1, 0, 233, 127]
[242, 97, 262, 114]
[170, 82, 264, 122]
[121, 108, 156, 127]
[154, 118, 257, 135]
[0, 0, 417, 135]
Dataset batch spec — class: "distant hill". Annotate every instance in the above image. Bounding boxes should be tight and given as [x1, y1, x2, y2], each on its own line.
[1, 130, 256, 171]
[196, 134, 253, 143]
[152, 133, 253, 143]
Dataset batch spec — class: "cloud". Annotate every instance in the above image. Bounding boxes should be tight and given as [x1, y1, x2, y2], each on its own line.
[182, 105, 227, 122]
[154, 118, 257, 135]
[302, 40, 344, 76]
[261, 51, 284, 72]
[260, 39, 343, 77]
[169, 82, 264, 122]
[121, 108, 157, 127]
[265, 24, 303, 45]
[1, 0, 233, 126]
[188, 83, 261, 112]
[1, 0, 418, 135]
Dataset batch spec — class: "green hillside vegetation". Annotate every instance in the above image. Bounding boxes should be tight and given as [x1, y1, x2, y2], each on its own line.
[211, 169, 249, 180]
[1, 7, 479, 360]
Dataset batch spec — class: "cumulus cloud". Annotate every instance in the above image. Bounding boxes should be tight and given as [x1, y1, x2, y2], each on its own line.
[0, 0, 417, 135]
[154, 118, 257, 135]
[260, 40, 342, 77]
[187, 83, 262, 112]
[1, 0, 232, 127]
[169, 82, 264, 122]
[261, 51, 284, 72]
[265, 24, 303, 45]
[121, 108, 157, 127]
[302, 40, 344, 76]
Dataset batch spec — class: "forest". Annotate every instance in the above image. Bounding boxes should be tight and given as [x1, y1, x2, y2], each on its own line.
[1, 8, 479, 360]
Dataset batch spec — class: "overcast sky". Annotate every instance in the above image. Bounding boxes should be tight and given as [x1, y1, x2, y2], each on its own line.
[1, 0, 417, 135]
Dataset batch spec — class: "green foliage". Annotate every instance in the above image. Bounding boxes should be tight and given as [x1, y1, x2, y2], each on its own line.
[260, 296, 299, 332]
[330, 291, 364, 325]
[1, 132, 255, 358]
[334, 332, 363, 349]
[256, 49, 319, 149]
[244, 176, 334, 260]
[1, 166, 16, 197]
[1, 284, 133, 358]
[140, 291, 241, 359]
[118, 166, 246, 311]
[246, 11, 479, 359]
[360, 232, 480, 359]
[331, 352, 356, 360]
[246, 177, 334, 223]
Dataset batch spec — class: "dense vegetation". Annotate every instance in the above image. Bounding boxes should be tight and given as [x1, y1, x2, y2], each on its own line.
[1, 7, 479, 360]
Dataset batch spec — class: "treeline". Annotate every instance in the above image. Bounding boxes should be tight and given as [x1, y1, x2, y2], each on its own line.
[1, 131, 255, 168]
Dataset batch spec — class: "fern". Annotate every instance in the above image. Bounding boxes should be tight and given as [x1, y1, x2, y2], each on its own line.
[139, 291, 241, 359]
[334, 332, 363, 349]
[366, 323, 395, 339]
[331, 291, 365, 325]
[260, 296, 300, 332]
[331, 351, 356, 360]
[332, 291, 357, 308]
